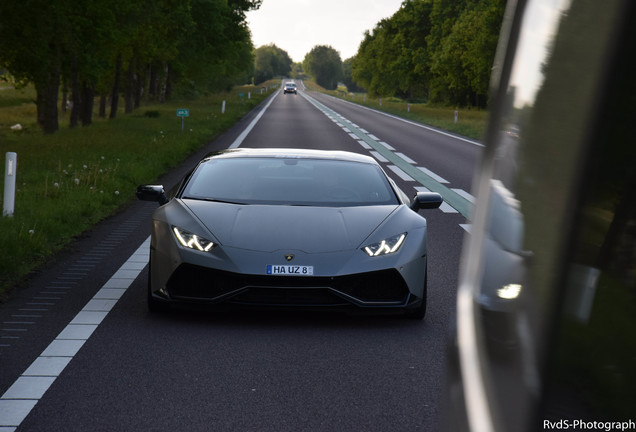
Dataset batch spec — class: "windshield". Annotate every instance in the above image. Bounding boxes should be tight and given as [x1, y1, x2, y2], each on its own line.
[181, 157, 399, 207]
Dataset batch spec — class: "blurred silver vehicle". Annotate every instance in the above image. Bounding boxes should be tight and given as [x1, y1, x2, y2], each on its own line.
[137, 148, 442, 318]
[283, 82, 297, 94]
[446, 0, 636, 431]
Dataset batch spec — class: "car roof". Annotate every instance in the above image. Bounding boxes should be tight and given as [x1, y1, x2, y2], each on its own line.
[202, 148, 378, 165]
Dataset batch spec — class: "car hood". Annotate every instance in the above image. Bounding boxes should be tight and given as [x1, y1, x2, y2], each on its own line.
[182, 200, 397, 253]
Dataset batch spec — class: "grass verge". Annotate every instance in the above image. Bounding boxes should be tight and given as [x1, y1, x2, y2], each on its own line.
[0, 84, 273, 298]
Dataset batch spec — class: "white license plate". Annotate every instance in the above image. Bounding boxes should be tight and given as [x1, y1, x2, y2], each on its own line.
[266, 265, 314, 276]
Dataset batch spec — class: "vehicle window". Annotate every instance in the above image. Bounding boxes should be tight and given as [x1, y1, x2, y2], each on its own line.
[182, 157, 399, 207]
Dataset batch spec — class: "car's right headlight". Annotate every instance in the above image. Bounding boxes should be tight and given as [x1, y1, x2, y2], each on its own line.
[363, 233, 407, 257]
[172, 226, 216, 252]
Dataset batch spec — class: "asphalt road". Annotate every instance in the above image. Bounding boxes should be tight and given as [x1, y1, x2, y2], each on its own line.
[0, 83, 481, 432]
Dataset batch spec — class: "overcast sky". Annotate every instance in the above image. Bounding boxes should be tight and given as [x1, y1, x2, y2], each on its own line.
[245, 0, 404, 63]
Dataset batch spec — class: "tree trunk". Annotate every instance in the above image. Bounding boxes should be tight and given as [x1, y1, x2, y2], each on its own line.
[164, 63, 172, 102]
[148, 63, 158, 100]
[34, 47, 61, 134]
[110, 53, 122, 119]
[80, 82, 94, 126]
[125, 54, 136, 114]
[70, 57, 81, 128]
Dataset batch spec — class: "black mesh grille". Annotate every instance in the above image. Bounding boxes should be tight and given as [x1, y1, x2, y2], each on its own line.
[165, 264, 409, 306]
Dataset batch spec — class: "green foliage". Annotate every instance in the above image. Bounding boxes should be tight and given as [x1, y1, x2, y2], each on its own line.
[303, 45, 343, 90]
[351, 0, 505, 107]
[0, 0, 261, 132]
[253, 44, 293, 84]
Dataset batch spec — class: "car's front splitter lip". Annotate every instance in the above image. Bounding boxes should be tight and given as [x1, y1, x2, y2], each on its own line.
[158, 264, 413, 306]
[149, 291, 424, 316]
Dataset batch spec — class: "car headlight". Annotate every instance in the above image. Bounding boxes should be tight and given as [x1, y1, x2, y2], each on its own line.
[172, 226, 216, 252]
[363, 233, 406, 257]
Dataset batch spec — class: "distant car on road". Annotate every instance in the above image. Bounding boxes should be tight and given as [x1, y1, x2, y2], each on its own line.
[137, 148, 442, 318]
[283, 82, 297, 94]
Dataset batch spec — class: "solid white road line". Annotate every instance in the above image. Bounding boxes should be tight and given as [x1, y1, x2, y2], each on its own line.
[0, 237, 151, 431]
[229, 90, 279, 149]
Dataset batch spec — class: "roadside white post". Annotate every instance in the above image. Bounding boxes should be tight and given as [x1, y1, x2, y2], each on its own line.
[3, 152, 17, 217]
[222, 100, 226, 114]
[454, 109, 459, 124]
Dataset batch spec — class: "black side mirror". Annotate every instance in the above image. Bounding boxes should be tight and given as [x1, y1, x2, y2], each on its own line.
[136, 185, 169, 205]
[410, 192, 443, 211]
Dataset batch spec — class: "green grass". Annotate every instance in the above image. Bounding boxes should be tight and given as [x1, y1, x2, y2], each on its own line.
[0, 83, 274, 298]
[304, 80, 488, 141]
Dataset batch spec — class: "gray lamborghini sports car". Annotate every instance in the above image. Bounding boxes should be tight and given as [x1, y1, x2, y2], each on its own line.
[137, 148, 442, 318]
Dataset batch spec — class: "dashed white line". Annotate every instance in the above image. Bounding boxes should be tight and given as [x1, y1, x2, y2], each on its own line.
[451, 188, 476, 203]
[417, 167, 449, 184]
[370, 151, 389, 163]
[395, 152, 417, 164]
[357, 140, 371, 150]
[387, 165, 415, 182]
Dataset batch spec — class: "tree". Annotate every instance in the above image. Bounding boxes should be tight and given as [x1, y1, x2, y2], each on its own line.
[253, 44, 293, 84]
[342, 57, 364, 93]
[350, 0, 504, 107]
[428, 0, 504, 106]
[0, 0, 71, 133]
[352, 0, 433, 100]
[0, 0, 260, 133]
[303, 45, 343, 90]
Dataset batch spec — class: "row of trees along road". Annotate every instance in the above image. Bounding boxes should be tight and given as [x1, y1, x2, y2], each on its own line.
[352, 0, 506, 107]
[253, 0, 505, 109]
[253, 43, 343, 92]
[0, 0, 261, 134]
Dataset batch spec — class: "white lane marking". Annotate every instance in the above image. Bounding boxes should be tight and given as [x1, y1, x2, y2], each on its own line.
[357, 140, 372, 150]
[369, 151, 389, 163]
[387, 165, 414, 182]
[452, 188, 476, 203]
[417, 167, 449, 184]
[229, 91, 279, 149]
[378, 141, 395, 151]
[0, 238, 150, 430]
[395, 152, 416, 164]
[321, 93, 484, 147]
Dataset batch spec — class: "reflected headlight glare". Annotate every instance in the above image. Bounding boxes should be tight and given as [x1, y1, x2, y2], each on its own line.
[363, 233, 406, 257]
[172, 227, 215, 252]
[497, 284, 522, 300]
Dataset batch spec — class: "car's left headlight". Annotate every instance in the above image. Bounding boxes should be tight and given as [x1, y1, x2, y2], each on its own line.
[172, 226, 216, 252]
[363, 233, 406, 257]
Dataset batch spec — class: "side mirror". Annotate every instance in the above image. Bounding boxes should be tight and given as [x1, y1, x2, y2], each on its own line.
[411, 192, 443, 211]
[136, 185, 169, 205]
